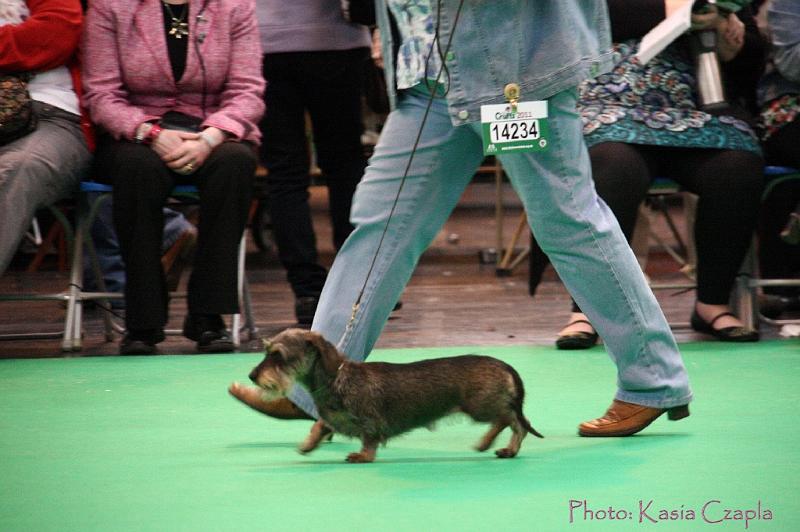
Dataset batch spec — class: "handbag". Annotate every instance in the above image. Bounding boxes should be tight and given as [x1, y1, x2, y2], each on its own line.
[0, 73, 37, 145]
[158, 110, 203, 132]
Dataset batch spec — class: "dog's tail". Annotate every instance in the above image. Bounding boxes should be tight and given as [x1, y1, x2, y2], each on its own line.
[517, 411, 544, 439]
[506, 362, 544, 439]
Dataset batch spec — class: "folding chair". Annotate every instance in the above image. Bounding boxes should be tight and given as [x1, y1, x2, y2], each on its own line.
[0, 203, 78, 344]
[738, 166, 800, 330]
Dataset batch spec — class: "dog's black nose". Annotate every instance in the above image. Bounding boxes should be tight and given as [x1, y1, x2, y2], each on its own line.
[249, 368, 258, 383]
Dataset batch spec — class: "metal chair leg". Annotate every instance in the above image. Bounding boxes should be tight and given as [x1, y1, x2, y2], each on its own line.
[231, 233, 247, 348]
[62, 215, 85, 352]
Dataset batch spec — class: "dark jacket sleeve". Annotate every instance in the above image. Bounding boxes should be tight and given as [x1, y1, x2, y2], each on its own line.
[722, 6, 767, 114]
[606, 0, 666, 42]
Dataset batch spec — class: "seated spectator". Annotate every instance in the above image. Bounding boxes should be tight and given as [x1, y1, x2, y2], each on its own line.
[82, 0, 264, 354]
[0, 0, 91, 276]
[551, 0, 766, 348]
[256, 0, 371, 326]
[756, 0, 800, 317]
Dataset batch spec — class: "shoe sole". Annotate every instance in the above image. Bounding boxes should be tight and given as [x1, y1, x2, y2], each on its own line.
[555, 333, 598, 350]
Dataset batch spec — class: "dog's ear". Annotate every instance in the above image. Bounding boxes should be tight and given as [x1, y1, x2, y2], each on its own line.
[305, 332, 343, 376]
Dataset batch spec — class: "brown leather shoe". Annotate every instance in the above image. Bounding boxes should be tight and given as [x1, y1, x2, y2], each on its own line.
[578, 399, 689, 437]
[228, 382, 313, 420]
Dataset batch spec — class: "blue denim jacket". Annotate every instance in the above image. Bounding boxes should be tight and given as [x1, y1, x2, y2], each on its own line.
[758, 0, 800, 106]
[376, 0, 614, 125]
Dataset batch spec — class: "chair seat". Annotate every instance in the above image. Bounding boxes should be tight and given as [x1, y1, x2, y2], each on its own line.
[81, 182, 199, 194]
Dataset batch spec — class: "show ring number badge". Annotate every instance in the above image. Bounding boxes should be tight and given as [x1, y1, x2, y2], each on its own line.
[481, 100, 549, 156]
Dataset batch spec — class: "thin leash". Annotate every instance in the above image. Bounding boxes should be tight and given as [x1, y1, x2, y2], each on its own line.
[340, 0, 466, 346]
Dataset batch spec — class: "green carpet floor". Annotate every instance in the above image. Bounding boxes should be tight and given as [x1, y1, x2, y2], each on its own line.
[1, 340, 798, 531]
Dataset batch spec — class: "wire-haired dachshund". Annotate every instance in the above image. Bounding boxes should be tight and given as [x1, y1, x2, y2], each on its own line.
[242, 328, 543, 463]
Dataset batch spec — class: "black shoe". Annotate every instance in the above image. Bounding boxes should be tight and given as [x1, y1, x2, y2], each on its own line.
[555, 319, 599, 350]
[295, 296, 319, 328]
[760, 294, 800, 319]
[690, 310, 759, 342]
[183, 314, 235, 353]
[120, 329, 165, 355]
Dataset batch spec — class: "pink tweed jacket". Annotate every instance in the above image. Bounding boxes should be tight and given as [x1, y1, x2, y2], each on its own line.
[82, 0, 265, 143]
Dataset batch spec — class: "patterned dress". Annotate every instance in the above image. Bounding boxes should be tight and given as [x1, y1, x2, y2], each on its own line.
[579, 40, 761, 154]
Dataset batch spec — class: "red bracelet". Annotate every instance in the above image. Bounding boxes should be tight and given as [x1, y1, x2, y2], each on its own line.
[146, 124, 163, 144]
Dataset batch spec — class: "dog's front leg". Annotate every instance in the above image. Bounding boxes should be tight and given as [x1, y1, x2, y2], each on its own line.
[346, 436, 378, 463]
[298, 420, 333, 454]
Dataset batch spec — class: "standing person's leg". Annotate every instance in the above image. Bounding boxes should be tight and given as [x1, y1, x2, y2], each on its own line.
[260, 52, 328, 321]
[496, 89, 691, 432]
[304, 48, 370, 250]
[556, 142, 652, 348]
[280, 89, 485, 417]
[184, 142, 255, 351]
[0, 103, 88, 275]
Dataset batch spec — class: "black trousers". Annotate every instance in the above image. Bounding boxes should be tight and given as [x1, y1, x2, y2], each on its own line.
[760, 119, 800, 294]
[567, 142, 764, 310]
[93, 138, 256, 330]
[259, 48, 369, 298]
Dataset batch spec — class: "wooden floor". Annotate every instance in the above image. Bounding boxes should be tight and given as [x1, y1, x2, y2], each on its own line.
[0, 182, 784, 358]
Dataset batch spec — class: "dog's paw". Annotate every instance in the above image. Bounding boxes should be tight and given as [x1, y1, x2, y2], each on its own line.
[345, 452, 374, 463]
[474, 442, 491, 453]
[298, 420, 333, 454]
[494, 448, 518, 459]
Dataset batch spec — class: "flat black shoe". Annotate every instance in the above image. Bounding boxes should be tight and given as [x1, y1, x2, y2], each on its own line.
[183, 314, 235, 353]
[120, 329, 164, 355]
[690, 310, 759, 342]
[555, 319, 599, 350]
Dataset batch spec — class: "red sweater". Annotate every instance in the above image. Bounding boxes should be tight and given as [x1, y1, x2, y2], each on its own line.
[0, 0, 93, 149]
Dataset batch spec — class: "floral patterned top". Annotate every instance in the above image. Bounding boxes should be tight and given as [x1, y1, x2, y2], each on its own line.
[579, 40, 760, 154]
[388, 0, 443, 90]
[759, 94, 799, 142]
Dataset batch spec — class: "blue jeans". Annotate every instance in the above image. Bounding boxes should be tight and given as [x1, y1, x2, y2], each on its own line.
[289, 87, 692, 416]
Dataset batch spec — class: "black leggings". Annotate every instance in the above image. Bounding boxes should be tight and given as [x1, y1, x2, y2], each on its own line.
[571, 142, 763, 313]
[760, 119, 800, 295]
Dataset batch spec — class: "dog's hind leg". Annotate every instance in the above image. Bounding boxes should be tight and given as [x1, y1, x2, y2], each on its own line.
[298, 420, 333, 454]
[475, 422, 507, 452]
[495, 419, 526, 458]
[346, 436, 378, 463]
